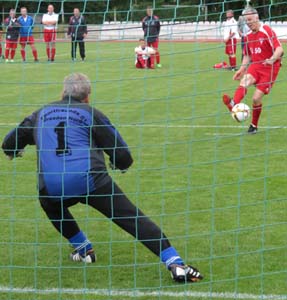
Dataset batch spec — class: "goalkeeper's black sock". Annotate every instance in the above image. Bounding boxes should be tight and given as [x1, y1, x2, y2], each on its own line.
[160, 246, 184, 269]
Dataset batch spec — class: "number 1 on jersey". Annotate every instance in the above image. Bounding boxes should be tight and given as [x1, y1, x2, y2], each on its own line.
[54, 121, 72, 156]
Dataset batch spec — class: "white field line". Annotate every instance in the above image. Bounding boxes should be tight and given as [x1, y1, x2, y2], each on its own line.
[0, 286, 286, 299]
[0, 123, 286, 129]
[119, 124, 287, 129]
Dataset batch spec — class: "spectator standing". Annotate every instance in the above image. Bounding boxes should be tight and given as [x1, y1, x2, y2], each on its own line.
[223, 10, 238, 70]
[42, 4, 58, 62]
[237, 12, 250, 62]
[142, 6, 161, 68]
[18, 7, 39, 62]
[67, 8, 87, 61]
[4, 9, 20, 63]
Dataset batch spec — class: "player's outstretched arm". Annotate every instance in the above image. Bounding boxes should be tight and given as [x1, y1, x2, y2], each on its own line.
[2, 114, 36, 160]
[92, 109, 133, 171]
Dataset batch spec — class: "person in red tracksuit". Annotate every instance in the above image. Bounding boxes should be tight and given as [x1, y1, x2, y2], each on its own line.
[142, 6, 161, 68]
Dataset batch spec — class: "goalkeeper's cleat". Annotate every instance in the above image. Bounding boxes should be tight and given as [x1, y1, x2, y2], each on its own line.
[222, 94, 234, 112]
[169, 264, 203, 283]
[157, 63, 162, 68]
[70, 249, 96, 263]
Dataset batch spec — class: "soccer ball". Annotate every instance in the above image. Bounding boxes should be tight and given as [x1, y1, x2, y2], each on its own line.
[231, 103, 251, 122]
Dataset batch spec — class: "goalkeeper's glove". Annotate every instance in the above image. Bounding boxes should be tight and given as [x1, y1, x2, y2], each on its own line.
[109, 162, 128, 173]
[6, 150, 24, 160]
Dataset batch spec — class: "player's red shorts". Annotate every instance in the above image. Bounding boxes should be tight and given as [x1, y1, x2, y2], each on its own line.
[5, 40, 18, 49]
[225, 38, 237, 55]
[135, 55, 154, 69]
[20, 36, 35, 46]
[147, 39, 159, 50]
[247, 63, 281, 94]
[44, 29, 56, 43]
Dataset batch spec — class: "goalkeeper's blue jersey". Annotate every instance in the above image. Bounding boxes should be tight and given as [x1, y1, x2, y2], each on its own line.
[2, 98, 133, 201]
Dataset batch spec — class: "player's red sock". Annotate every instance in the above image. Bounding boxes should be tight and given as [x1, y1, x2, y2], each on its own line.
[233, 86, 247, 104]
[229, 56, 237, 68]
[10, 49, 16, 59]
[51, 48, 56, 60]
[32, 49, 38, 60]
[137, 56, 146, 68]
[0, 45, 2, 57]
[136, 61, 143, 69]
[5, 49, 9, 59]
[46, 48, 50, 59]
[156, 51, 160, 64]
[149, 55, 155, 69]
[251, 104, 262, 127]
[20, 49, 26, 61]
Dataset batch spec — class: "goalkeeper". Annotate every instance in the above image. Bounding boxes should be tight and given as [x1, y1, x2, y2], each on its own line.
[2, 73, 203, 283]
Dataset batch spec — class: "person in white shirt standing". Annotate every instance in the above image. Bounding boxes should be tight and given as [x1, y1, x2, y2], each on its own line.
[42, 4, 58, 62]
[134, 38, 156, 69]
[237, 9, 250, 62]
[223, 10, 238, 70]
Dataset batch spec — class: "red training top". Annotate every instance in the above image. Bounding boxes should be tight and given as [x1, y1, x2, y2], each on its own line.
[244, 24, 282, 67]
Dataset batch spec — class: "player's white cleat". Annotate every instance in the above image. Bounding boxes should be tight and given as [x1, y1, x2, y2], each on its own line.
[70, 249, 96, 263]
[169, 264, 203, 283]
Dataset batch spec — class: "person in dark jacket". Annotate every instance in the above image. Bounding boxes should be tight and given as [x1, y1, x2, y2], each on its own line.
[67, 8, 87, 61]
[142, 6, 161, 67]
[4, 9, 20, 62]
[2, 73, 203, 283]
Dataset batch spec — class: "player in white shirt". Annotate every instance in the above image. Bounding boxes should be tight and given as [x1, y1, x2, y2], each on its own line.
[223, 10, 238, 70]
[134, 39, 156, 69]
[42, 4, 58, 61]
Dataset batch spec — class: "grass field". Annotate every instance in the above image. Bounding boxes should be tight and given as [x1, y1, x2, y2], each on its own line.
[0, 40, 286, 300]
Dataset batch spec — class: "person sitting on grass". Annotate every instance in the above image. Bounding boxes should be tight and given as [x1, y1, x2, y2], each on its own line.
[134, 38, 156, 69]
